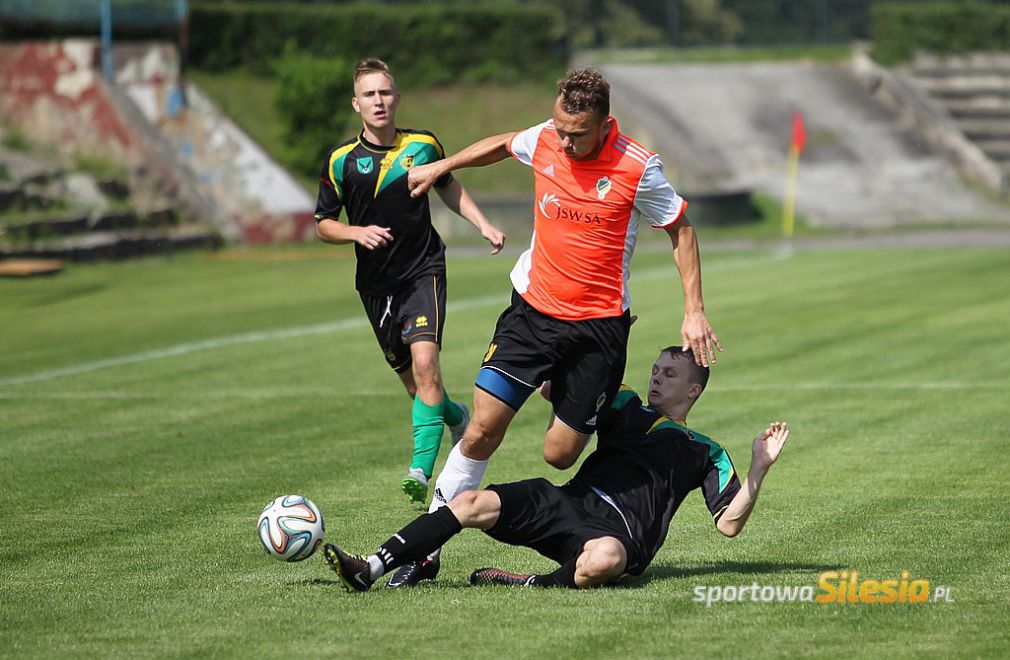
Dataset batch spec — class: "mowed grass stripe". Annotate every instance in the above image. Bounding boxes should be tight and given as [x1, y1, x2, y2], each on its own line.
[0, 252, 773, 388]
[2, 247, 1009, 657]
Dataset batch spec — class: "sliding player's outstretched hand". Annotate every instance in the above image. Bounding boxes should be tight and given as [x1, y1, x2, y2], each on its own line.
[751, 422, 789, 472]
[681, 310, 723, 367]
[407, 163, 440, 198]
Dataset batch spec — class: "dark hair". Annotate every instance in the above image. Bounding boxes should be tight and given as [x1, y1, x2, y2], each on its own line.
[659, 345, 710, 392]
[354, 57, 395, 85]
[556, 67, 610, 119]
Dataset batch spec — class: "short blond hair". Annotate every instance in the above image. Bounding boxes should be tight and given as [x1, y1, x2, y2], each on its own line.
[354, 57, 395, 85]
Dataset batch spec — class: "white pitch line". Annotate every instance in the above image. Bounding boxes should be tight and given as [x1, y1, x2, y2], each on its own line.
[0, 293, 507, 388]
[717, 382, 1007, 391]
[0, 254, 773, 389]
[0, 381, 1002, 400]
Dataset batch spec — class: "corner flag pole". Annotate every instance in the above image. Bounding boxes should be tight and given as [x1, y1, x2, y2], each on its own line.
[783, 110, 806, 239]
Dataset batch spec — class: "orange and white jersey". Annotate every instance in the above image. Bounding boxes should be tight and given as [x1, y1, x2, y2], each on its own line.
[506, 117, 687, 320]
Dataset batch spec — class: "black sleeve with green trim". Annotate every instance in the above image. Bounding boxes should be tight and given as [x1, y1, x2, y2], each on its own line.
[700, 442, 740, 521]
[314, 158, 342, 221]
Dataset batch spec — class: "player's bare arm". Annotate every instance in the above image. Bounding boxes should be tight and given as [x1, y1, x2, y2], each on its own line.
[408, 132, 516, 197]
[434, 179, 506, 254]
[715, 422, 790, 538]
[666, 216, 723, 367]
[316, 218, 392, 251]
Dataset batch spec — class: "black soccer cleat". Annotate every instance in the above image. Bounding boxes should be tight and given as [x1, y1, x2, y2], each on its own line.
[469, 567, 536, 587]
[322, 543, 374, 593]
[385, 558, 440, 588]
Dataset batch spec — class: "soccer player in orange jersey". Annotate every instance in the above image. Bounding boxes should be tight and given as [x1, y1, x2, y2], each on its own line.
[388, 67, 722, 587]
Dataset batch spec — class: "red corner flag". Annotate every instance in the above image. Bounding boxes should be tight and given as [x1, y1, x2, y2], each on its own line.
[783, 110, 806, 239]
[790, 110, 807, 154]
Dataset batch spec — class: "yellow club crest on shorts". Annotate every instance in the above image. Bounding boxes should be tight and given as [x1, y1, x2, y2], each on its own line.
[415, 315, 428, 328]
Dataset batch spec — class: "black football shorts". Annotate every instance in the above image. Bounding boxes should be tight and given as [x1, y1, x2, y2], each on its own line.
[359, 272, 446, 373]
[475, 290, 630, 434]
[484, 478, 640, 573]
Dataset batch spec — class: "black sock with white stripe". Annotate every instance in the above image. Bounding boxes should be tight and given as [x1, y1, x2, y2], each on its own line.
[369, 506, 463, 579]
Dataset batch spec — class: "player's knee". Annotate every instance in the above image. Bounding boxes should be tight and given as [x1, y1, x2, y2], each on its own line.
[593, 549, 625, 577]
[447, 489, 498, 528]
[582, 540, 626, 580]
[411, 352, 441, 386]
[448, 490, 481, 517]
[460, 419, 501, 459]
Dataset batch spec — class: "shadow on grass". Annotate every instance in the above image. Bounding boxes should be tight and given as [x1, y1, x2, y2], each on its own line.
[296, 560, 842, 592]
[20, 283, 108, 307]
[296, 576, 458, 591]
[298, 578, 344, 589]
[620, 560, 844, 589]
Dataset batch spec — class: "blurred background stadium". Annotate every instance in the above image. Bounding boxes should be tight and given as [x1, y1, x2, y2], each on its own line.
[1, 0, 1008, 265]
[2, 2, 1009, 657]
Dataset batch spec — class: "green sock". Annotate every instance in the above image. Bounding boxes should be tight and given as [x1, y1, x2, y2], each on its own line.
[411, 395, 445, 478]
[442, 389, 465, 427]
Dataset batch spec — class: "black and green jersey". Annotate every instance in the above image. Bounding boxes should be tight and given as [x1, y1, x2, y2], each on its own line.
[569, 386, 741, 567]
[314, 129, 454, 295]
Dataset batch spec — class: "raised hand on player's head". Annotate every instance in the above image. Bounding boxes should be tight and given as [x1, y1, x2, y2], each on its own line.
[681, 310, 723, 367]
[751, 422, 789, 472]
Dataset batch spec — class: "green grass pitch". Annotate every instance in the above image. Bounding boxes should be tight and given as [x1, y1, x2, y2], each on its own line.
[2, 244, 1009, 657]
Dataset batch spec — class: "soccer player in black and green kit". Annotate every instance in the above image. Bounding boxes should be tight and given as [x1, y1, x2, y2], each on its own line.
[322, 346, 790, 591]
[315, 58, 505, 506]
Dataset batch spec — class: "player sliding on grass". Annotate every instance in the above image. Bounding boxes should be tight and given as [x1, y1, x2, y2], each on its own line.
[323, 346, 787, 590]
[314, 58, 505, 505]
[383, 67, 722, 587]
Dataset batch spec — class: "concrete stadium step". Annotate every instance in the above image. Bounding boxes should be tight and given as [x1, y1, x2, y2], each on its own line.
[1, 213, 88, 239]
[910, 52, 1010, 73]
[940, 97, 1010, 116]
[947, 106, 1010, 120]
[976, 138, 1010, 159]
[1, 207, 180, 241]
[958, 118, 1010, 141]
[0, 184, 55, 213]
[925, 87, 1010, 101]
[911, 74, 1010, 93]
[0, 224, 221, 262]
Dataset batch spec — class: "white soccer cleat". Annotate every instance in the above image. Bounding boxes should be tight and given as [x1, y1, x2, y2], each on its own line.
[449, 403, 470, 447]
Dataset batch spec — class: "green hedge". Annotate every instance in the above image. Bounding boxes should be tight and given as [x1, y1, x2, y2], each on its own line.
[273, 48, 353, 176]
[871, 1, 1010, 64]
[189, 1, 565, 86]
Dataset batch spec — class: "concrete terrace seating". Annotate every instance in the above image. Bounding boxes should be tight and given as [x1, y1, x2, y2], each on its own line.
[907, 53, 1010, 178]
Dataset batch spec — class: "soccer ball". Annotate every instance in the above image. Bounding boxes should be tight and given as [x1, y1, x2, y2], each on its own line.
[257, 495, 325, 562]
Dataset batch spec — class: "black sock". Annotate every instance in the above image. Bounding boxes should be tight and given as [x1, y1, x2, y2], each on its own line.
[375, 506, 463, 572]
[530, 558, 578, 589]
